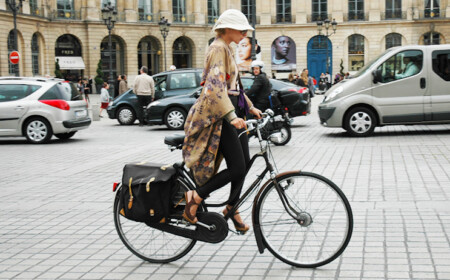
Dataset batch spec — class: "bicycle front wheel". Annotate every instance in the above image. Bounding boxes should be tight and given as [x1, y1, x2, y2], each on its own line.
[255, 172, 353, 268]
[114, 178, 197, 263]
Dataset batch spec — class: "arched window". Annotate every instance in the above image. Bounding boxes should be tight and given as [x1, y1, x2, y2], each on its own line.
[385, 33, 402, 49]
[312, 0, 327, 21]
[31, 33, 40, 76]
[348, 34, 364, 71]
[138, 37, 159, 75]
[101, 35, 125, 86]
[208, 0, 220, 24]
[173, 37, 192, 69]
[423, 32, 441, 45]
[173, 0, 186, 23]
[8, 30, 19, 75]
[276, 0, 291, 23]
[138, 0, 153, 21]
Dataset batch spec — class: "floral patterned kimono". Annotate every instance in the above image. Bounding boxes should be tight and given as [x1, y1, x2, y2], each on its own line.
[182, 38, 253, 186]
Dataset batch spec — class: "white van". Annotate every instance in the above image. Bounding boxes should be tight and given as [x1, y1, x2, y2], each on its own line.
[318, 44, 450, 136]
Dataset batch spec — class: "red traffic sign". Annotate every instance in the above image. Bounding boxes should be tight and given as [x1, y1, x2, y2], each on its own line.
[9, 51, 20, 65]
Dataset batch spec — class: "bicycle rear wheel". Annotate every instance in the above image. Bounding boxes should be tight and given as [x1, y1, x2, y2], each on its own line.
[114, 177, 197, 263]
[255, 172, 353, 268]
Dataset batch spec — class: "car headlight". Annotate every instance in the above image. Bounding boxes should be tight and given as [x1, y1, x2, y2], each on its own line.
[324, 86, 343, 102]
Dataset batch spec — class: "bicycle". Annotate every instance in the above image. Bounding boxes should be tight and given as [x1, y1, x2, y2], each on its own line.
[113, 110, 353, 268]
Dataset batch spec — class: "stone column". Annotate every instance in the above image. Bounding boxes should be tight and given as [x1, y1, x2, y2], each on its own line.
[160, 0, 171, 21]
[124, 0, 137, 22]
[193, 0, 205, 24]
[296, 0, 307, 24]
[368, 0, 381, 22]
[85, 0, 99, 21]
[332, 0, 344, 23]
[259, 0, 271, 25]
[446, 0, 450, 19]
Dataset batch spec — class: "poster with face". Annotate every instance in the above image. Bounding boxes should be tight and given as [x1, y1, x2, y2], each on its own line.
[235, 37, 262, 72]
[271, 36, 296, 70]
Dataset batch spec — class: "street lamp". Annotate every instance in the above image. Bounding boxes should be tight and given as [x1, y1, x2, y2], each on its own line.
[7, 0, 24, 77]
[159, 17, 170, 72]
[316, 18, 337, 80]
[250, 0, 256, 61]
[101, 2, 117, 96]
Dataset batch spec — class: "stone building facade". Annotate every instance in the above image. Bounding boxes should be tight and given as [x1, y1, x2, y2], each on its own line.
[1, 0, 449, 82]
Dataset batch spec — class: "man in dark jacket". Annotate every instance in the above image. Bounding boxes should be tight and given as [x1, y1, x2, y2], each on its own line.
[246, 60, 272, 112]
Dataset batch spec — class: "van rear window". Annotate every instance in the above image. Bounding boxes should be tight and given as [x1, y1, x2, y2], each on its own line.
[432, 50, 450, 81]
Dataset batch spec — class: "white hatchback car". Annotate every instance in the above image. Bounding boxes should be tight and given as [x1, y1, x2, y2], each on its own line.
[0, 77, 91, 144]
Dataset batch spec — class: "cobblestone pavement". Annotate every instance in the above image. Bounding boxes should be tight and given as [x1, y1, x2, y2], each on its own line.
[1, 96, 450, 280]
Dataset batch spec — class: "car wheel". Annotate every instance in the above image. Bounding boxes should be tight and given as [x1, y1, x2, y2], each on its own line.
[164, 108, 187, 130]
[55, 132, 76, 140]
[24, 117, 53, 144]
[344, 107, 377, 137]
[117, 106, 136, 125]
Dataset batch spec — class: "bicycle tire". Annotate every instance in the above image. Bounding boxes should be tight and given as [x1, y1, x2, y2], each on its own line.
[255, 171, 353, 268]
[114, 177, 197, 263]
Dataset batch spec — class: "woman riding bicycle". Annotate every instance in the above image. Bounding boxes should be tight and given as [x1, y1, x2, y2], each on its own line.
[182, 9, 262, 233]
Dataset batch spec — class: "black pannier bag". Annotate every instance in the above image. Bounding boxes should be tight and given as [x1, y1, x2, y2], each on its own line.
[119, 162, 176, 224]
[269, 91, 282, 108]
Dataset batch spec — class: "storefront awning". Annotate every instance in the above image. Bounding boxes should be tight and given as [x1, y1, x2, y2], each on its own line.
[55, 56, 85, 70]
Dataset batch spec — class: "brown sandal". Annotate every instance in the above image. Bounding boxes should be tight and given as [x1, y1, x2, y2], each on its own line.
[182, 191, 201, 224]
[223, 206, 250, 234]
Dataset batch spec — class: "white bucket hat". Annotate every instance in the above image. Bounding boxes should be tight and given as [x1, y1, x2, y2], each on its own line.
[213, 9, 254, 31]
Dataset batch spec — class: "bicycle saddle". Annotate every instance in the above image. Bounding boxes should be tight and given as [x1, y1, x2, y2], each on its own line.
[164, 134, 185, 147]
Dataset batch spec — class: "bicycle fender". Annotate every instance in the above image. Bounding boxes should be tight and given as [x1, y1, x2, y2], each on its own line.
[252, 170, 300, 254]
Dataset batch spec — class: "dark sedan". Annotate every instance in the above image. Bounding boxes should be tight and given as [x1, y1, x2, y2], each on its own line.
[145, 87, 201, 130]
[241, 77, 311, 118]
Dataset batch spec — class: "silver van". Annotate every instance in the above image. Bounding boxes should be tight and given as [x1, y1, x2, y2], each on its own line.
[318, 44, 450, 136]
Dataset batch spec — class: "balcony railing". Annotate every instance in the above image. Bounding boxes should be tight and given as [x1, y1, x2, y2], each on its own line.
[344, 11, 368, 21]
[172, 13, 195, 24]
[51, 9, 82, 20]
[30, 7, 46, 17]
[308, 13, 331, 22]
[420, 8, 446, 19]
[275, 14, 292, 24]
[381, 10, 406, 20]
[139, 12, 154, 22]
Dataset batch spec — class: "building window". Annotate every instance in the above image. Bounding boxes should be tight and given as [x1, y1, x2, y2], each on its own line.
[173, 0, 186, 23]
[208, 0, 220, 24]
[173, 37, 192, 68]
[8, 31, 18, 75]
[101, 0, 116, 8]
[348, 0, 364, 20]
[385, 0, 401, 19]
[425, 0, 440, 18]
[348, 34, 364, 71]
[312, 0, 327, 21]
[276, 0, 291, 23]
[423, 32, 441, 45]
[385, 33, 402, 49]
[56, 0, 74, 19]
[30, 0, 39, 16]
[138, 0, 153, 21]
[241, 0, 253, 21]
[32, 33, 40, 76]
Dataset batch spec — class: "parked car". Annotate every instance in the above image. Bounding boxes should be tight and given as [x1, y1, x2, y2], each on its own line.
[0, 77, 91, 144]
[107, 68, 202, 125]
[146, 87, 202, 130]
[319, 44, 450, 137]
[241, 77, 311, 118]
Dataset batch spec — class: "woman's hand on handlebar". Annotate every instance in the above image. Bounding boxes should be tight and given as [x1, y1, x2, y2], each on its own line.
[231, 117, 247, 130]
[250, 107, 262, 119]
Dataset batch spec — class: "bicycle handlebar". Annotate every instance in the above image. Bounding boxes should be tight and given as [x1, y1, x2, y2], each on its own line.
[238, 109, 274, 138]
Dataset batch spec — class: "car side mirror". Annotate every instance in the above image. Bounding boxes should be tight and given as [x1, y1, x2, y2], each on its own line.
[194, 89, 201, 98]
[372, 69, 382, 84]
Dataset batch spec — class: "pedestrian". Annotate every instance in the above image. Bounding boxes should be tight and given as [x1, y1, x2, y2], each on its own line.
[119, 74, 128, 95]
[288, 73, 295, 83]
[99, 82, 111, 118]
[83, 79, 90, 103]
[272, 72, 276, 79]
[114, 75, 121, 98]
[304, 69, 316, 98]
[345, 72, 350, 79]
[133, 66, 155, 126]
[77, 79, 84, 95]
[325, 71, 331, 89]
[181, 9, 262, 233]
[246, 60, 271, 112]
[169, 65, 177, 71]
[296, 70, 308, 87]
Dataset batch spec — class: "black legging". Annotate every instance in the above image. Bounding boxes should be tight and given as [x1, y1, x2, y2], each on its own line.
[196, 120, 250, 206]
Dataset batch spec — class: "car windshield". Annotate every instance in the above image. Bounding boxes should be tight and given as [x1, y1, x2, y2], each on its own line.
[351, 49, 394, 78]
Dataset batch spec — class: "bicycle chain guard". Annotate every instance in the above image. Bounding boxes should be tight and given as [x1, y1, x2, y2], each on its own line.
[196, 212, 229, 243]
